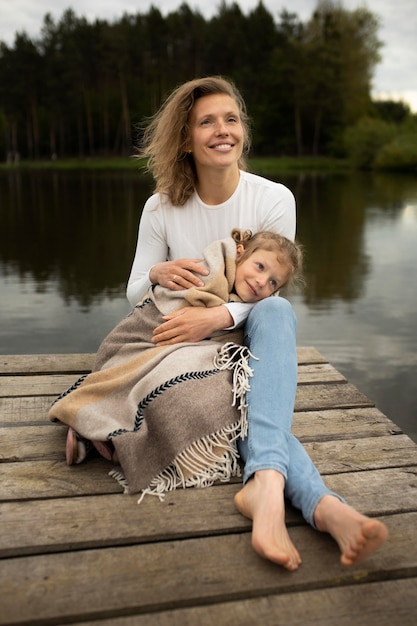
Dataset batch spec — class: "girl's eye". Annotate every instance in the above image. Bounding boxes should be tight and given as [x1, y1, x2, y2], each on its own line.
[256, 263, 264, 271]
[269, 279, 278, 289]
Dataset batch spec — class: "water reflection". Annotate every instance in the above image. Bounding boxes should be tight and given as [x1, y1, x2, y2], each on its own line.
[0, 169, 151, 307]
[0, 168, 416, 441]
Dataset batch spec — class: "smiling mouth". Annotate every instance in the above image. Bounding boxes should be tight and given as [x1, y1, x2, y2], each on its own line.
[247, 282, 257, 296]
[211, 143, 233, 151]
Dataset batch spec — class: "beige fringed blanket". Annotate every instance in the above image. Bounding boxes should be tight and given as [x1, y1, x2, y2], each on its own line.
[48, 237, 254, 501]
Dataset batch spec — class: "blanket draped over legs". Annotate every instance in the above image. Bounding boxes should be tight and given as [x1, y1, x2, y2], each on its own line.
[48, 298, 253, 501]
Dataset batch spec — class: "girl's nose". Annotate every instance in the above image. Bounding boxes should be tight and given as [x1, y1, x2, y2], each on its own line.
[256, 276, 267, 288]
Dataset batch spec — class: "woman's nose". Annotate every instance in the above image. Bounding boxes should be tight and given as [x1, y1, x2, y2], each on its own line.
[215, 120, 228, 134]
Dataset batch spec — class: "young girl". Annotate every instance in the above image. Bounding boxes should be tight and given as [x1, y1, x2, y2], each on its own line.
[230, 228, 303, 302]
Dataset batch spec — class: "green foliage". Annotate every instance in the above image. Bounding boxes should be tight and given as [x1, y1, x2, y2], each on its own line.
[373, 99, 411, 123]
[0, 1, 396, 162]
[343, 117, 396, 168]
[374, 119, 417, 171]
[344, 114, 417, 171]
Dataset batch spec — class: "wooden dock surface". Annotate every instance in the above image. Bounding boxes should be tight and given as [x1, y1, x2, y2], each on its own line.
[1, 348, 416, 625]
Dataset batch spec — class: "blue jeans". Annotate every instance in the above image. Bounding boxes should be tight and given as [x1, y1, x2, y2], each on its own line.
[237, 297, 343, 528]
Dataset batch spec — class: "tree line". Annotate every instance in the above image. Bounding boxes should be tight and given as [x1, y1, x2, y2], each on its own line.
[0, 0, 411, 162]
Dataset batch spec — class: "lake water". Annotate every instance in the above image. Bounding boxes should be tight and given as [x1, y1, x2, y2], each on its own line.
[1, 167, 416, 442]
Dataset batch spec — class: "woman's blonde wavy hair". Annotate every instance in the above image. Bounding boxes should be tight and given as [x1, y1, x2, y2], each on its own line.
[138, 76, 251, 206]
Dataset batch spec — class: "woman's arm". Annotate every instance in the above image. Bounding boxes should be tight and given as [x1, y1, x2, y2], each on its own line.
[152, 305, 234, 345]
[152, 301, 254, 346]
[126, 198, 168, 306]
[126, 197, 208, 306]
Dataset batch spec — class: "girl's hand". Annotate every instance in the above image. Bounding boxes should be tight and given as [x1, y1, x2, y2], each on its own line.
[150, 259, 209, 291]
[152, 306, 233, 345]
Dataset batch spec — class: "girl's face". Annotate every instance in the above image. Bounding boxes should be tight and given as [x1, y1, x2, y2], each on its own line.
[187, 94, 244, 173]
[234, 246, 290, 303]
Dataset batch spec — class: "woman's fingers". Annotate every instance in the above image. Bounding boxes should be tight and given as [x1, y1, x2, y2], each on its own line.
[165, 259, 208, 289]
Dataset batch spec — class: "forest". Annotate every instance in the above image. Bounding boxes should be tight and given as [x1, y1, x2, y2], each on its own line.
[0, 1, 415, 166]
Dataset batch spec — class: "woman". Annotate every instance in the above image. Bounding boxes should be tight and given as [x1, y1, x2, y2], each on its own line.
[127, 76, 387, 571]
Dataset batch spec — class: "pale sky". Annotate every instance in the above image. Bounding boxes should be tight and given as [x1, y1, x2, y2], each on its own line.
[0, 0, 416, 110]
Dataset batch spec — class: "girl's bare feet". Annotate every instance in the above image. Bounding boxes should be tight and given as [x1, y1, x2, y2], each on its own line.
[314, 495, 388, 565]
[234, 469, 302, 571]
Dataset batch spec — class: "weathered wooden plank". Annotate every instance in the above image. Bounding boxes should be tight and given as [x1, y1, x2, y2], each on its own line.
[0, 382, 374, 424]
[72, 578, 417, 626]
[303, 434, 417, 475]
[3, 434, 414, 501]
[0, 396, 54, 423]
[5, 404, 399, 462]
[0, 512, 415, 626]
[297, 346, 328, 364]
[0, 362, 344, 398]
[0, 485, 251, 558]
[0, 458, 123, 500]
[1, 407, 400, 450]
[0, 352, 164, 377]
[297, 362, 346, 383]
[0, 467, 415, 558]
[293, 407, 402, 441]
[0, 353, 96, 375]
[295, 382, 374, 410]
[2, 426, 414, 474]
[0, 423, 67, 461]
[0, 373, 85, 397]
[0, 347, 327, 376]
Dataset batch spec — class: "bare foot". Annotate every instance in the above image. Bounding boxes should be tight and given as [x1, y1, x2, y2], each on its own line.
[314, 495, 388, 566]
[234, 469, 302, 571]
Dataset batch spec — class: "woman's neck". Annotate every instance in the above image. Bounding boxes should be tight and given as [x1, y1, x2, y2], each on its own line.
[195, 167, 240, 205]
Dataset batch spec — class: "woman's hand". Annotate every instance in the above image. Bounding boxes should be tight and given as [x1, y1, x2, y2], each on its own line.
[149, 259, 209, 291]
[152, 306, 234, 345]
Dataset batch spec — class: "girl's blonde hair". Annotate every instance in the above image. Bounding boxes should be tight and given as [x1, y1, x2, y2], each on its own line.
[139, 76, 251, 206]
[231, 228, 304, 294]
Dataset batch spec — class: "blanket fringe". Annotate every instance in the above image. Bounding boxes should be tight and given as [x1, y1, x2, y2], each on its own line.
[109, 469, 130, 493]
[136, 422, 243, 503]
[213, 341, 257, 440]
[110, 341, 255, 503]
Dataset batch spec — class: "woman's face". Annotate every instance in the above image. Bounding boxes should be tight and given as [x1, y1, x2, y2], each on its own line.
[187, 94, 244, 173]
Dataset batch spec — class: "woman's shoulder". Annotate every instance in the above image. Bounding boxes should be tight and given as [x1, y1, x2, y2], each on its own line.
[143, 192, 173, 212]
[239, 170, 295, 201]
[143, 192, 198, 212]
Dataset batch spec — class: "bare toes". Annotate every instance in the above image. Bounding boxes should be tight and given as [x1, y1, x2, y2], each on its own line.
[341, 520, 388, 565]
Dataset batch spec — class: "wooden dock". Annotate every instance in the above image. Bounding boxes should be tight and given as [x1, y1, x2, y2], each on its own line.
[1, 348, 416, 625]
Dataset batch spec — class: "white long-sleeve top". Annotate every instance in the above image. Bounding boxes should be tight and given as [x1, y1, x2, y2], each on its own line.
[126, 170, 296, 327]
